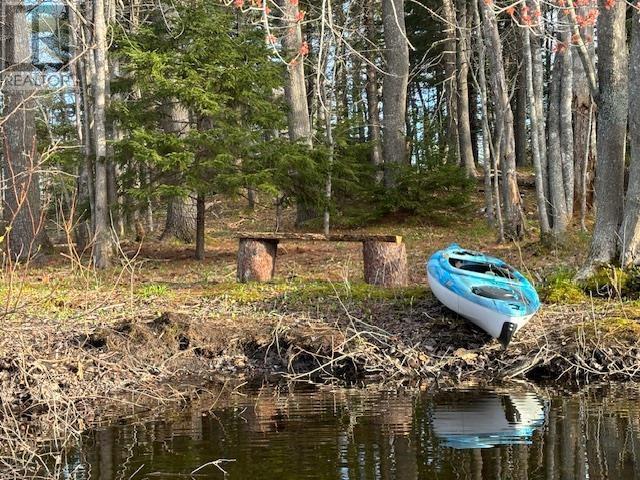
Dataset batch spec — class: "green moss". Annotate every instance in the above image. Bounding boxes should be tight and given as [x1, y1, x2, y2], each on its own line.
[577, 316, 640, 342]
[541, 268, 586, 303]
[205, 279, 428, 306]
[284, 281, 428, 304]
[136, 283, 170, 298]
[582, 267, 633, 297]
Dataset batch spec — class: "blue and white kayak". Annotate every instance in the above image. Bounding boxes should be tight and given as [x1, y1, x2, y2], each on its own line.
[426, 243, 540, 347]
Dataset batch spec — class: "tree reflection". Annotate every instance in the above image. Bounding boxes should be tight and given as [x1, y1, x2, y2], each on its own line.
[64, 385, 640, 480]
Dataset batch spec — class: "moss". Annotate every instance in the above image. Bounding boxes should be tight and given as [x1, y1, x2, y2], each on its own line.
[284, 281, 428, 305]
[541, 269, 587, 303]
[136, 283, 170, 298]
[542, 266, 640, 303]
[577, 316, 640, 342]
[205, 279, 428, 306]
[581, 266, 634, 298]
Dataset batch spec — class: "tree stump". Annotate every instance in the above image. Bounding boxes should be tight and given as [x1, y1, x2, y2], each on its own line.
[237, 238, 278, 282]
[362, 240, 408, 287]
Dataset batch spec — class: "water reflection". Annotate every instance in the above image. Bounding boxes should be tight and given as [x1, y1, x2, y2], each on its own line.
[59, 385, 640, 479]
[431, 389, 546, 448]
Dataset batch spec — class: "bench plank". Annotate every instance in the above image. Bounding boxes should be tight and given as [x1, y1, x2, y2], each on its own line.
[237, 232, 402, 244]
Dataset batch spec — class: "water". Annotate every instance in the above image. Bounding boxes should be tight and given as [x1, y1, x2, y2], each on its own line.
[60, 384, 640, 479]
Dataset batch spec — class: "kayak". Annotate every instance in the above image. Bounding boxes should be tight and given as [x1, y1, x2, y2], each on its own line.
[426, 243, 540, 347]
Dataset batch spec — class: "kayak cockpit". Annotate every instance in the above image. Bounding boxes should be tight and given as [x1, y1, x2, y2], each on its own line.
[447, 257, 515, 279]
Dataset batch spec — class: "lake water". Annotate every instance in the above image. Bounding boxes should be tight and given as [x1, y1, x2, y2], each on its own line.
[58, 384, 640, 479]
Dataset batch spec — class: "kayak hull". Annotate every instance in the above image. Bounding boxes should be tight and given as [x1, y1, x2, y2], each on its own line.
[426, 244, 540, 346]
[428, 270, 534, 339]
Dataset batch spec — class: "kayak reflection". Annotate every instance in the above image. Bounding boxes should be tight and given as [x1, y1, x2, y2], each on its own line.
[431, 389, 547, 449]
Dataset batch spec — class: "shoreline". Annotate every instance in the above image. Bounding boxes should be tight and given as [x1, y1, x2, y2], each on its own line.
[2, 285, 640, 469]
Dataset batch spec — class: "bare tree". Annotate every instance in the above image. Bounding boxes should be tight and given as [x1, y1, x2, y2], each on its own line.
[471, 0, 494, 226]
[455, 0, 477, 177]
[70, 0, 94, 254]
[277, 0, 315, 224]
[559, 29, 574, 220]
[442, 0, 459, 163]
[1, 3, 50, 260]
[571, 0, 595, 226]
[480, 1, 525, 239]
[530, 3, 548, 208]
[364, 0, 383, 182]
[547, 42, 568, 236]
[91, 0, 114, 268]
[620, 8, 640, 267]
[522, 16, 550, 236]
[579, 0, 628, 274]
[381, 0, 409, 187]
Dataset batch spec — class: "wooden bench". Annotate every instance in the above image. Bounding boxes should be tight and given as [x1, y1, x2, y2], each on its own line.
[236, 232, 408, 287]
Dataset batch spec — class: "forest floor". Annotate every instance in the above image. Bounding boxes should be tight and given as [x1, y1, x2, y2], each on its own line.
[3, 179, 640, 474]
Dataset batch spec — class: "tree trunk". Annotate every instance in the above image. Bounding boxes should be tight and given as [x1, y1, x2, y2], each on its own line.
[68, 1, 92, 254]
[364, 0, 383, 183]
[547, 48, 568, 236]
[530, 11, 548, 206]
[159, 100, 196, 243]
[195, 193, 205, 260]
[455, 0, 477, 177]
[572, 0, 595, 222]
[514, 67, 527, 168]
[620, 9, 640, 267]
[523, 22, 550, 236]
[1, 4, 51, 261]
[142, 164, 154, 233]
[559, 29, 574, 220]
[442, 0, 459, 164]
[579, 0, 628, 274]
[472, 0, 494, 226]
[381, 0, 409, 188]
[161, 196, 196, 243]
[277, 0, 314, 224]
[92, 0, 113, 268]
[362, 240, 408, 286]
[481, 1, 525, 239]
[237, 239, 278, 282]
